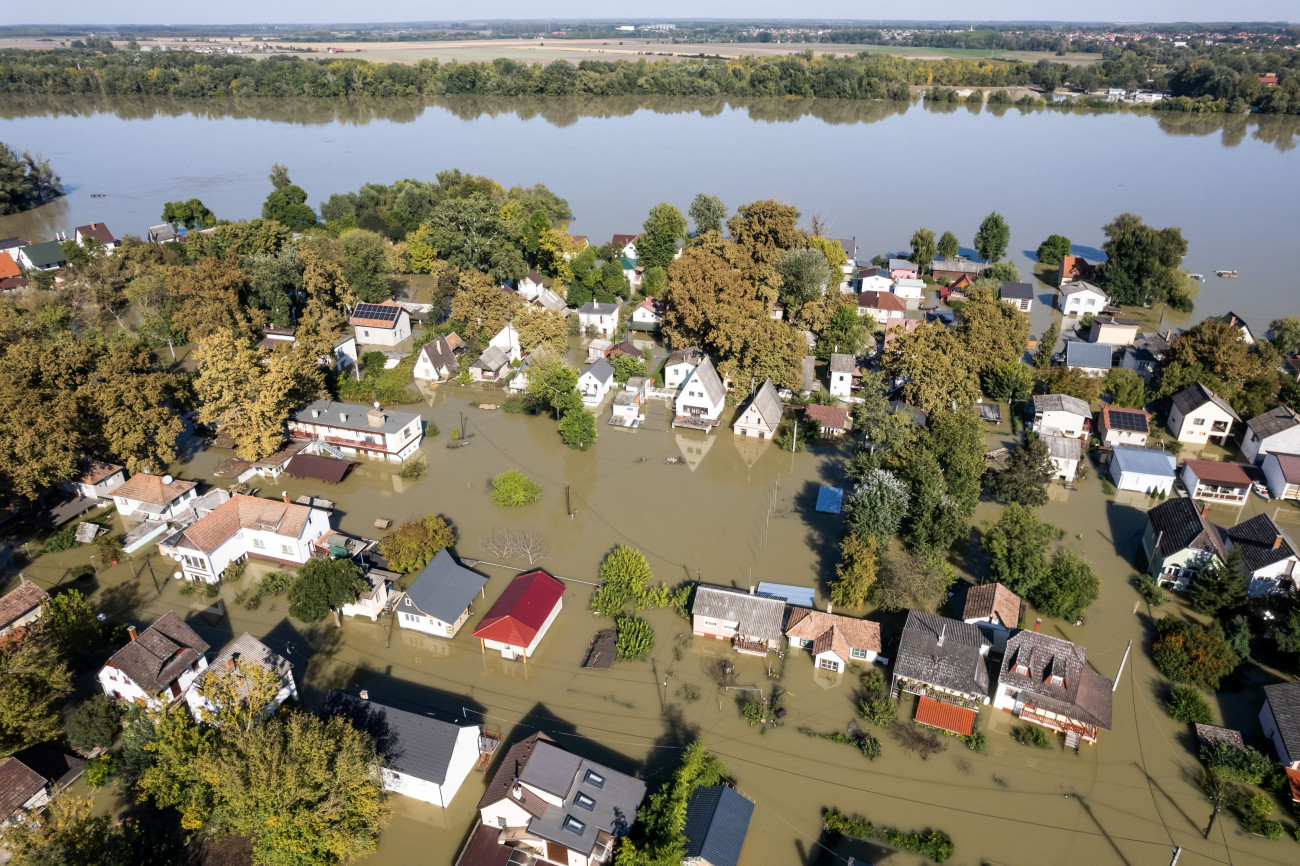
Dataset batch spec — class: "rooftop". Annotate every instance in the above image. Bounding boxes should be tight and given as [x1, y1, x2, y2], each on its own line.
[1248, 405, 1300, 441]
[1268, 452, 1300, 483]
[1101, 405, 1151, 435]
[999, 281, 1034, 300]
[1033, 394, 1091, 417]
[0, 580, 49, 631]
[684, 786, 754, 866]
[327, 690, 472, 786]
[785, 608, 882, 659]
[1043, 433, 1083, 461]
[692, 585, 786, 644]
[1226, 514, 1298, 574]
[103, 611, 209, 695]
[962, 583, 1022, 630]
[1060, 279, 1106, 297]
[472, 571, 565, 647]
[1000, 629, 1113, 730]
[403, 549, 489, 625]
[856, 290, 906, 312]
[1171, 383, 1241, 423]
[685, 357, 726, 407]
[893, 611, 990, 699]
[1263, 681, 1300, 762]
[741, 379, 783, 429]
[114, 473, 197, 507]
[198, 632, 292, 704]
[1065, 340, 1113, 370]
[1111, 446, 1176, 478]
[1146, 497, 1228, 560]
[888, 258, 914, 271]
[291, 400, 421, 437]
[1184, 459, 1253, 488]
[803, 403, 849, 430]
[828, 353, 857, 374]
[578, 301, 620, 316]
[171, 494, 319, 555]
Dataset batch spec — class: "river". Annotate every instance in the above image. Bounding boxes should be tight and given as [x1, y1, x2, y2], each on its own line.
[2, 95, 1300, 332]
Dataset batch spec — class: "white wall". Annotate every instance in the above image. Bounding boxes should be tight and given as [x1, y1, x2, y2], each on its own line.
[829, 371, 852, 398]
[665, 362, 694, 390]
[99, 656, 209, 709]
[1259, 700, 1294, 766]
[1035, 410, 1087, 438]
[1262, 454, 1300, 500]
[1111, 465, 1174, 495]
[1243, 424, 1300, 465]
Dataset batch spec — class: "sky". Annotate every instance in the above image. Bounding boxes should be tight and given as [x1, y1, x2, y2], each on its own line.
[7, 2, 1297, 27]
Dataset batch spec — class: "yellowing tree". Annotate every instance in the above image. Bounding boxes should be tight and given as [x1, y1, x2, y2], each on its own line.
[450, 269, 521, 340]
[195, 657, 284, 733]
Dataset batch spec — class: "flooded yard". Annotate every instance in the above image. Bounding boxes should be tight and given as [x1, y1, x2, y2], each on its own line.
[13, 382, 1300, 866]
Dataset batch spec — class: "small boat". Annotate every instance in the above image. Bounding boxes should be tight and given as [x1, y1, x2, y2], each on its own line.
[1189, 273, 1204, 281]
[1216, 269, 1239, 279]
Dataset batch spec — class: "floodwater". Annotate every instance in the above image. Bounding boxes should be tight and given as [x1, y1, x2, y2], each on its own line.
[15, 378, 1300, 866]
[3, 95, 1300, 332]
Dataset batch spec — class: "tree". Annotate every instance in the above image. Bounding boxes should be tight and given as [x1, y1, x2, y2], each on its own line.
[288, 559, 368, 627]
[830, 533, 879, 610]
[1152, 617, 1240, 691]
[661, 243, 764, 352]
[1035, 365, 1103, 403]
[525, 357, 581, 419]
[957, 286, 1030, 376]
[513, 307, 566, 358]
[1104, 368, 1147, 408]
[615, 617, 655, 661]
[989, 437, 1054, 507]
[242, 245, 300, 327]
[725, 199, 804, 268]
[612, 354, 649, 383]
[909, 227, 937, 275]
[1095, 213, 1190, 309]
[0, 795, 114, 866]
[843, 469, 909, 549]
[857, 671, 898, 726]
[973, 212, 1010, 263]
[65, 694, 123, 752]
[1166, 319, 1261, 388]
[775, 247, 832, 312]
[591, 545, 654, 618]
[875, 550, 952, 612]
[378, 514, 456, 574]
[1034, 321, 1060, 369]
[814, 301, 866, 360]
[559, 407, 597, 450]
[134, 708, 216, 830]
[986, 261, 1020, 283]
[1030, 549, 1100, 621]
[922, 409, 987, 517]
[428, 194, 527, 283]
[339, 229, 392, 303]
[983, 361, 1034, 401]
[1268, 317, 1300, 356]
[161, 198, 216, 230]
[688, 194, 726, 237]
[268, 162, 292, 190]
[1036, 234, 1071, 266]
[937, 230, 960, 261]
[1165, 685, 1212, 724]
[0, 638, 72, 756]
[262, 176, 317, 231]
[85, 342, 185, 474]
[896, 448, 967, 555]
[639, 203, 688, 271]
[33, 589, 100, 661]
[882, 321, 979, 416]
[982, 503, 1058, 597]
[193, 656, 284, 733]
[806, 235, 848, 278]
[449, 268, 521, 342]
[490, 469, 542, 506]
[1189, 550, 1247, 619]
[618, 741, 727, 866]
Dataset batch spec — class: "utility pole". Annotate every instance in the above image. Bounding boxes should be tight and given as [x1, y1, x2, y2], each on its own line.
[1169, 846, 1183, 866]
[566, 484, 573, 519]
[1112, 640, 1132, 691]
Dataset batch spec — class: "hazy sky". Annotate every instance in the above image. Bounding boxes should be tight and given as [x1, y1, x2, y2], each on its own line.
[9, 2, 1297, 27]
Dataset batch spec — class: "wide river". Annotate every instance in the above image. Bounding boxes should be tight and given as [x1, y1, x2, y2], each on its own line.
[2, 95, 1300, 330]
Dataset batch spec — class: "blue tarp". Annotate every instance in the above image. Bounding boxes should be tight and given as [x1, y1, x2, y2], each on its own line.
[815, 485, 844, 514]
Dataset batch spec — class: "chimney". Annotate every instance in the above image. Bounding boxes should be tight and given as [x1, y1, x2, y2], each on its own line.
[937, 623, 946, 647]
[826, 602, 833, 615]
[359, 689, 369, 701]
[311, 408, 321, 419]
[1274, 535, 1283, 550]
[127, 626, 138, 641]
[1033, 620, 1041, 633]
[225, 658, 235, 670]
[367, 408, 387, 428]
[282, 490, 289, 504]
[748, 585, 755, 594]
[339, 411, 348, 424]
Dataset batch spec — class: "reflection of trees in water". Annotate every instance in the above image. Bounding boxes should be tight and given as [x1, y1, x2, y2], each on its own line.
[1153, 111, 1298, 153]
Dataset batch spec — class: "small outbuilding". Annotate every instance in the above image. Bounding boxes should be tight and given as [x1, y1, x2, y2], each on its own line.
[471, 571, 565, 660]
[1109, 446, 1176, 494]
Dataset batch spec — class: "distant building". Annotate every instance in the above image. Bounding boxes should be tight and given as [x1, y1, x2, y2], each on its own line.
[998, 281, 1034, 312]
[74, 222, 118, 252]
[349, 301, 412, 347]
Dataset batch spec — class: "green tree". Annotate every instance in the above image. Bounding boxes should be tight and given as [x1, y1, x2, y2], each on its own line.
[937, 230, 960, 261]
[161, 198, 216, 230]
[1030, 549, 1100, 622]
[288, 559, 368, 627]
[615, 617, 655, 661]
[981, 503, 1058, 597]
[1034, 321, 1060, 370]
[984, 360, 1034, 401]
[775, 247, 832, 313]
[490, 469, 542, 506]
[1189, 550, 1247, 619]
[32, 589, 100, 661]
[591, 545, 654, 618]
[1095, 213, 1191, 309]
[639, 203, 688, 271]
[688, 194, 727, 237]
[65, 695, 123, 752]
[830, 533, 879, 610]
[559, 407, 597, 450]
[1165, 685, 1212, 724]
[882, 321, 979, 416]
[0, 795, 113, 866]
[1152, 617, 1240, 691]
[1035, 234, 1071, 266]
[973, 211, 1010, 263]
[261, 175, 317, 231]
[896, 448, 967, 555]
[857, 671, 898, 726]
[449, 269, 522, 342]
[909, 227, 937, 275]
[377, 515, 456, 574]
[815, 302, 866, 360]
[0, 638, 73, 756]
[989, 437, 1054, 507]
[958, 286, 1031, 377]
[1103, 368, 1147, 408]
[922, 409, 987, 517]
[986, 260, 1020, 283]
[616, 741, 727, 866]
[843, 469, 910, 549]
[806, 235, 848, 278]
[1268, 317, 1300, 356]
[339, 229, 392, 303]
[875, 550, 952, 612]
[612, 354, 649, 383]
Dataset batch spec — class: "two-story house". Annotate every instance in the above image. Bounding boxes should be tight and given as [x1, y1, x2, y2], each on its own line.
[578, 359, 616, 407]
[158, 494, 331, 583]
[1141, 497, 1227, 589]
[349, 301, 412, 347]
[611, 234, 638, 260]
[673, 356, 726, 432]
[1058, 281, 1108, 317]
[413, 333, 465, 382]
[855, 267, 893, 293]
[185, 632, 297, 725]
[732, 379, 782, 439]
[1241, 405, 1300, 465]
[993, 630, 1114, 746]
[665, 346, 706, 390]
[577, 302, 620, 338]
[856, 290, 907, 328]
[888, 258, 918, 280]
[288, 400, 423, 462]
[828, 354, 857, 398]
[1030, 394, 1091, 438]
[67, 459, 126, 501]
[112, 473, 199, 522]
[397, 549, 489, 639]
[98, 612, 209, 708]
[1226, 514, 1299, 597]
[1097, 405, 1151, 447]
[1167, 383, 1240, 446]
[892, 612, 991, 736]
[73, 222, 118, 252]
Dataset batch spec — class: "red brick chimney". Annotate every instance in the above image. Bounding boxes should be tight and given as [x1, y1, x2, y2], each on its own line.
[1273, 536, 1283, 550]
[282, 490, 289, 503]
[127, 626, 137, 641]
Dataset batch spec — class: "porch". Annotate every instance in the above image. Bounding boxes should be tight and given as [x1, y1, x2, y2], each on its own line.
[1018, 704, 1098, 743]
[734, 637, 771, 656]
[671, 415, 720, 431]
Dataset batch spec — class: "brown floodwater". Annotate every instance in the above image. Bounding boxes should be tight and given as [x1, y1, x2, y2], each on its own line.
[16, 377, 1300, 866]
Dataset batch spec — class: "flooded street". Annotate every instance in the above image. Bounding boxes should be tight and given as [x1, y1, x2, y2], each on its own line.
[17, 378, 1300, 866]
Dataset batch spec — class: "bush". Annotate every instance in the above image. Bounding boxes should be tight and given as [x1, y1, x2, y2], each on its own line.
[223, 559, 247, 583]
[83, 754, 118, 788]
[1246, 792, 1274, 819]
[66, 694, 123, 751]
[1261, 820, 1284, 840]
[1153, 617, 1240, 691]
[1164, 686, 1211, 724]
[490, 469, 541, 507]
[502, 394, 532, 414]
[1100, 478, 1115, 495]
[822, 809, 954, 863]
[964, 732, 987, 752]
[591, 545, 654, 618]
[740, 694, 766, 726]
[178, 582, 196, 596]
[857, 671, 898, 726]
[40, 527, 77, 554]
[1201, 742, 1276, 784]
[558, 407, 597, 450]
[614, 617, 654, 661]
[1135, 574, 1165, 606]
[203, 581, 219, 598]
[1014, 725, 1052, 749]
[399, 458, 427, 481]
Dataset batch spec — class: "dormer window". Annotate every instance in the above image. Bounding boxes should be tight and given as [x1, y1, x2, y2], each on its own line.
[575, 792, 596, 811]
[563, 815, 586, 835]
[1013, 663, 1029, 676]
[584, 769, 605, 789]
[1048, 674, 1064, 686]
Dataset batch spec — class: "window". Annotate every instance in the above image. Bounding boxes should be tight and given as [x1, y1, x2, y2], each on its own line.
[1193, 417, 1205, 426]
[1014, 663, 1029, 675]
[818, 658, 839, 672]
[563, 815, 586, 835]
[1048, 674, 1064, 686]
[584, 769, 605, 789]
[362, 329, 370, 337]
[404, 597, 412, 607]
[281, 544, 293, 554]
[851, 648, 868, 660]
[252, 537, 265, 549]
[575, 792, 596, 811]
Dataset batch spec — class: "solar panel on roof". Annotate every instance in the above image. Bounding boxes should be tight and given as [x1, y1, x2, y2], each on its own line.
[353, 303, 401, 323]
[1107, 409, 1148, 432]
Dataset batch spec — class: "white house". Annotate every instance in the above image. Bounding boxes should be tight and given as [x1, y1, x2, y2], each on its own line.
[999, 281, 1034, 312]
[828, 353, 857, 398]
[288, 400, 423, 461]
[665, 346, 707, 390]
[1226, 514, 1299, 597]
[611, 233, 638, 259]
[349, 301, 412, 347]
[185, 632, 297, 725]
[469, 346, 511, 382]
[784, 608, 881, 674]
[629, 297, 663, 332]
[578, 358, 616, 406]
[396, 549, 489, 638]
[471, 571, 565, 660]
[673, 356, 726, 431]
[475, 733, 646, 866]
[962, 582, 1023, 653]
[1088, 317, 1140, 346]
[158, 494, 332, 583]
[98, 612, 209, 708]
[74, 222, 118, 252]
[112, 473, 199, 521]
[0, 578, 49, 638]
[1218, 311, 1256, 345]
[509, 348, 551, 394]
[1168, 383, 1240, 446]
[1043, 434, 1082, 480]
[68, 459, 126, 500]
[1109, 446, 1177, 494]
[1261, 451, 1300, 501]
[856, 290, 907, 328]
[1058, 281, 1108, 316]
[517, 271, 545, 301]
[1030, 394, 1091, 438]
[256, 327, 358, 372]
[733, 378, 782, 439]
[892, 277, 926, 305]
[1241, 405, 1300, 465]
[1064, 341, 1113, 377]
[577, 302, 620, 338]
[1141, 497, 1228, 587]
[1097, 405, 1151, 447]
[855, 267, 893, 294]
[488, 321, 523, 362]
[341, 564, 398, 621]
[992, 630, 1113, 745]
[412, 333, 465, 382]
[1259, 682, 1300, 767]
[692, 585, 787, 656]
[1181, 460, 1253, 506]
[330, 690, 482, 809]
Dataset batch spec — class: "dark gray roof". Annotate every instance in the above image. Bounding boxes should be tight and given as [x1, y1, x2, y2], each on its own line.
[103, 611, 209, 694]
[1226, 514, 1298, 575]
[692, 585, 786, 643]
[666, 346, 706, 369]
[687, 357, 726, 407]
[291, 400, 420, 437]
[888, 258, 914, 271]
[578, 301, 620, 316]
[403, 549, 488, 624]
[829, 353, 857, 374]
[1146, 497, 1228, 560]
[832, 237, 856, 259]
[1171, 383, 1241, 423]
[1065, 341, 1113, 370]
[1134, 332, 1171, 357]
[999, 281, 1034, 300]
[326, 691, 470, 785]
[1247, 406, 1300, 441]
[419, 336, 461, 377]
[519, 741, 584, 795]
[684, 786, 754, 866]
[521, 741, 646, 856]
[892, 611, 990, 699]
[741, 379, 783, 428]
[1194, 723, 1245, 750]
[471, 345, 509, 372]
[999, 630, 1113, 730]
[1032, 394, 1091, 418]
[1263, 681, 1300, 761]
[582, 358, 615, 385]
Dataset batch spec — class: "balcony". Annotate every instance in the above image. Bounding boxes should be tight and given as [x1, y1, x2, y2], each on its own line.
[1019, 705, 1098, 743]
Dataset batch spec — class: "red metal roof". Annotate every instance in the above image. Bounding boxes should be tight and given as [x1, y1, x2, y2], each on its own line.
[1184, 459, 1252, 488]
[914, 695, 976, 736]
[472, 571, 565, 647]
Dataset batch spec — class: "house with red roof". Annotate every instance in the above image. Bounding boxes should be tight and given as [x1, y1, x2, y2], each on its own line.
[472, 571, 565, 661]
[611, 234, 639, 260]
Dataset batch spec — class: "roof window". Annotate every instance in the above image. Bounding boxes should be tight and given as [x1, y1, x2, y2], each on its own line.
[584, 769, 606, 789]
[563, 815, 586, 835]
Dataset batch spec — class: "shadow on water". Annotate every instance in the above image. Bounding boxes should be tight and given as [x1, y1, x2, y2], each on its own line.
[1070, 794, 1136, 866]
[1104, 501, 1148, 561]
[1132, 760, 1202, 834]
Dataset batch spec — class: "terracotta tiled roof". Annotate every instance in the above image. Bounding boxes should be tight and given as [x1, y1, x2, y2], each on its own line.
[0, 581, 48, 630]
[0, 252, 20, 280]
[962, 583, 1022, 630]
[803, 404, 849, 430]
[114, 473, 196, 506]
[785, 608, 881, 660]
[173, 494, 313, 555]
[914, 695, 976, 736]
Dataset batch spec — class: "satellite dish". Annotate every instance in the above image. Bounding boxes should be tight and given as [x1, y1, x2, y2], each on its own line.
[162, 474, 174, 485]
[373, 401, 381, 409]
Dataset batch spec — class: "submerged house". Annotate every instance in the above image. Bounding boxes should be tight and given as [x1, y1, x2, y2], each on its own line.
[691, 585, 786, 656]
[0, 578, 49, 638]
[992, 630, 1114, 746]
[396, 549, 489, 639]
[683, 785, 755, 866]
[288, 400, 424, 461]
[1141, 497, 1228, 589]
[158, 494, 331, 584]
[471, 571, 565, 660]
[1225, 514, 1299, 597]
[1167, 383, 1239, 446]
[892, 612, 991, 737]
[673, 356, 726, 432]
[784, 608, 882, 673]
[97, 611, 209, 709]
[961, 582, 1023, 653]
[732, 379, 783, 439]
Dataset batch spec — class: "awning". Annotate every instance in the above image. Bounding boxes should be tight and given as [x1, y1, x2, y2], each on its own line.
[284, 454, 354, 484]
[915, 695, 977, 736]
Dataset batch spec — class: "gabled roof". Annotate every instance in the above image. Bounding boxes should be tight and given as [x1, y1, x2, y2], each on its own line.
[785, 608, 881, 659]
[684, 357, 725, 407]
[0, 757, 47, 816]
[804, 403, 850, 430]
[472, 571, 565, 647]
[578, 301, 619, 316]
[198, 632, 291, 703]
[1267, 452, 1300, 484]
[666, 346, 706, 368]
[1060, 279, 1106, 297]
[1101, 405, 1150, 436]
[893, 611, 990, 699]
[932, 258, 984, 275]
[19, 241, 66, 268]
[1146, 497, 1228, 560]
[1248, 405, 1300, 441]
[1065, 341, 1113, 370]
[740, 379, 783, 428]
[1184, 459, 1252, 488]
[1171, 383, 1241, 422]
[114, 473, 197, 506]
[75, 222, 116, 245]
[291, 400, 421, 436]
[856, 290, 906, 313]
[855, 266, 891, 280]
[1044, 433, 1082, 461]
[403, 549, 488, 624]
[999, 281, 1034, 300]
[0, 580, 49, 631]
[470, 346, 509, 372]
[581, 358, 615, 385]
[1032, 393, 1091, 418]
[523, 270, 543, 284]
[103, 611, 209, 694]
[1111, 446, 1176, 478]
[829, 353, 857, 374]
[692, 585, 786, 643]
[962, 583, 1022, 630]
[1226, 514, 1298, 575]
[684, 786, 754, 866]
[0, 252, 20, 280]
[633, 297, 663, 317]
[172, 494, 317, 555]
[75, 459, 124, 486]
[999, 629, 1113, 730]
[1060, 255, 1095, 282]
[418, 335, 461, 377]
[1263, 682, 1300, 762]
[611, 233, 638, 248]
[327, 690, 472, 785]
[888, 258, 914, 270]
[350, 301, 405, 329]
